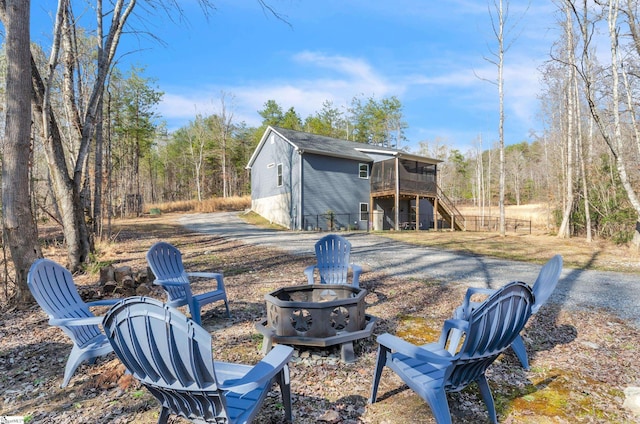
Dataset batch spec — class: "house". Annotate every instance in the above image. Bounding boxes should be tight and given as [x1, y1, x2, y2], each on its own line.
[246, 126, 464, 231]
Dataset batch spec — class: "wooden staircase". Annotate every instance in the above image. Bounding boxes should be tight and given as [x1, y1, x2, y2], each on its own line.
[431, 186, 465, 231]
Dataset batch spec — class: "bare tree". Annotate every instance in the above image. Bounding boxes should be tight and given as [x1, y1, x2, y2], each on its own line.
[186, 114, 208, 202]
[576, 73, 593, 242]
[29, 1, 237, 270]
[558, 0, 577, 238]
[30, 0, 136, 271]
[214, 92, 235, 198]
[483, 0, 529, 236]
[0, 0, 43, 304]
[572, 0, 640, 247]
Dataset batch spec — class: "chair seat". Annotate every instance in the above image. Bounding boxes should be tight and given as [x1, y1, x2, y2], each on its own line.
[193, 288, 226, 303]
[216, 363, 271, 423]
[76, 333, 112, 351]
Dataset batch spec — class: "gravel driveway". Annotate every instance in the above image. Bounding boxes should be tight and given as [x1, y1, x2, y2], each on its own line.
[179, 211, 640, 327]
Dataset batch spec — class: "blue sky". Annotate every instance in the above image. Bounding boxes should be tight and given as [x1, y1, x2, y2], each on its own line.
[31, 1, 561, 153]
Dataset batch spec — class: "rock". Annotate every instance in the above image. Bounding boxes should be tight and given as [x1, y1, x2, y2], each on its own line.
[137, 268, 149, 284]
[317, 409, 340, 423]
[103, 282, 117, 294]
[580, 341, 599, 350]
[136, 283, 151, 296]
[114, 266, 132, 283]
[113, 286, 125, 295]
[147, 266, 156, 283]
[79, 288, 98, 300]
[121, 275, 135, 288]
[624, 387, 640, 416]
[99, 265, 115, 285]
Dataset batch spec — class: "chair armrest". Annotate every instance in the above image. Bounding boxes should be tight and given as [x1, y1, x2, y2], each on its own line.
[186, 271, 222, 279]
[50, 316, 104, 326]
[218, 345, 294, 394]
[86, 299, 121, 308]
[441, 318, 469, 333]
[464, 287, 496, 300]
[377, 333, 453, 364]
[186, 272, 225, 290]
[350, 264, 362, 287]
[303, 265, 316, 284]
[153, 279, 189, 287]
[460, 287, 496, 316]
[439, 318, 469, 346]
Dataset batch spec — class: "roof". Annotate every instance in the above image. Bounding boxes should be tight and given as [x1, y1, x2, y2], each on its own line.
[246, 126, 442, 169]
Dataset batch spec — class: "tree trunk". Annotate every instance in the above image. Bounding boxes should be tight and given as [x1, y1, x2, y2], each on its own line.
[1, 0, 42, 304]
[498, 0, 506, 237]
[93, 94, 104, 238]
[31, 52, 91, 271]
[606, 0, 640, 247]
[576, 76, 592, 243]
[558, 2, 575, 239]
[30, 0, 135, 270]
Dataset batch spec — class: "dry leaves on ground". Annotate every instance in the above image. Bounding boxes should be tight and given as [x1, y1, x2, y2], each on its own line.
[1, 215, 639, 423]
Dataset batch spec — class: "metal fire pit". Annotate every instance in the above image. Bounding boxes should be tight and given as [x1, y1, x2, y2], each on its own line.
[255, 284, 376, 362]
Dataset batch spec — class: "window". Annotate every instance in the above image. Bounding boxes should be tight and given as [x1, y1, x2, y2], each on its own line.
[359, 203, 369, 221]
[359, 163, 369, 179]
[277, 163, 283, 187]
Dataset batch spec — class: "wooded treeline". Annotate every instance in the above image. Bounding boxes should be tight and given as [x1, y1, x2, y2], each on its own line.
[1, 0, 640, 305]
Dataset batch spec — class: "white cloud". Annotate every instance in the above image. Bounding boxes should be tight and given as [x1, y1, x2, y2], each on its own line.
[159, 51, 405, 130]
[158, 47, 545, 150]
[157, 93, 218, 121]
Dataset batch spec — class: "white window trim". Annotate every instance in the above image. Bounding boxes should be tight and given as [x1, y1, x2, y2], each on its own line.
[359, 202, 369, 221]
[277, 163, 283, 187]
[359, 163, 369, 179]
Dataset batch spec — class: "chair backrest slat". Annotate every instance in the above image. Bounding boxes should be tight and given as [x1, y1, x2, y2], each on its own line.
[315, 234, 351, 284]
[531, 254, 563, 314]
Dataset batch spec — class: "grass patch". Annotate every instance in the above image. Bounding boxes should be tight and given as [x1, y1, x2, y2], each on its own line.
[379, 231, 640, 272]
[146, 195, 251, 214]
[240, 210, 288, 230]
[395, 315, 441, 345]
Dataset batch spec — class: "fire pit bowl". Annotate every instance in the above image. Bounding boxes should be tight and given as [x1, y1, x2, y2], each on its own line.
[256, 284, 376, 362]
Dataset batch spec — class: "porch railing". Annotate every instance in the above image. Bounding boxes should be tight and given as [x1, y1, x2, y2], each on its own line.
[302, 212, 369, 232]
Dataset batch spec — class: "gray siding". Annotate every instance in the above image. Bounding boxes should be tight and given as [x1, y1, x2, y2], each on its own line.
[301, 153, 371, 230]
[250, 133, 301, 228]
[250, 133, 296, 200]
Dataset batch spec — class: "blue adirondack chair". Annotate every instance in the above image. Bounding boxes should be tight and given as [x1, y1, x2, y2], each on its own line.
[449, 254, 563, 369]
[103, 296, 294, 424]
[146, 241, 230, 324]
[304, 234, 362, 287]
[370, 281, 534, 424]
[27, 258, 120, 387]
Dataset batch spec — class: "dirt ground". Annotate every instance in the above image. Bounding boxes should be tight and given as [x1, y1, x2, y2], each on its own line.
[1, 213, 640, 423]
